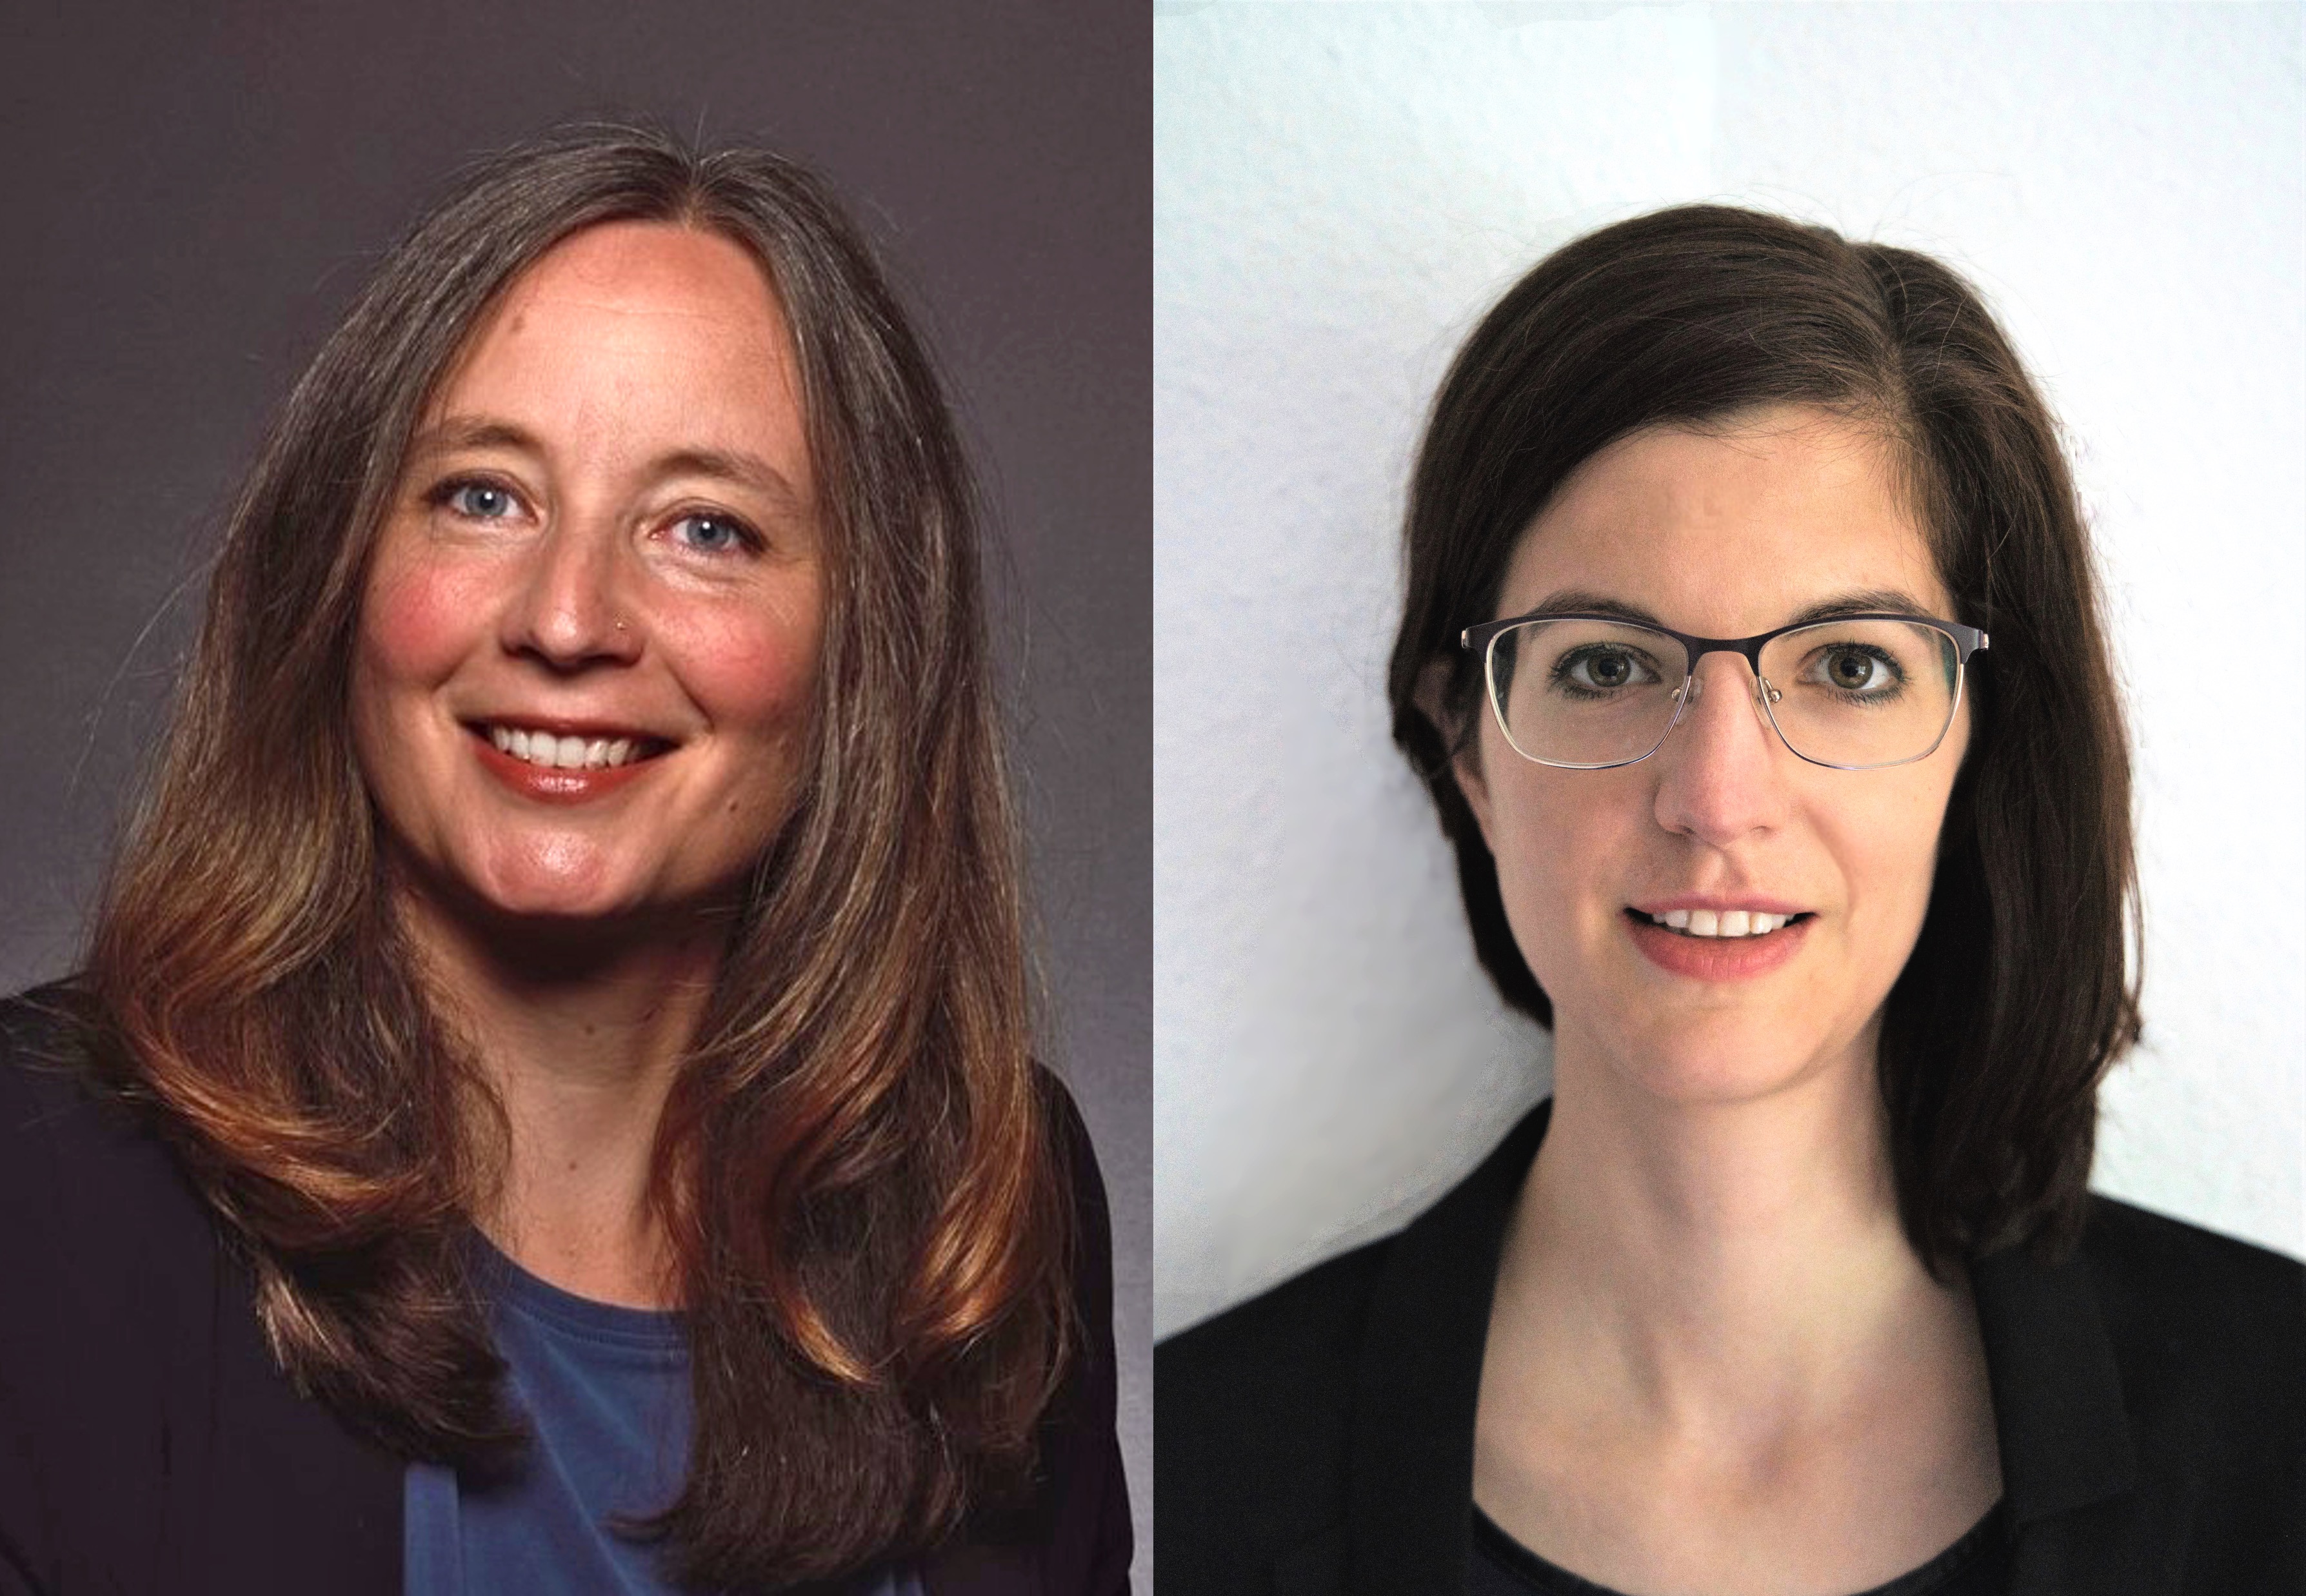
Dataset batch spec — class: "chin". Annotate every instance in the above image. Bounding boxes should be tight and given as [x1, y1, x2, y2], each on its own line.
[455, 879, 651, 933]
[1597, 1005, 1842, 1107]
[477, 884, 641, 923]
[443, 839, 651, 926]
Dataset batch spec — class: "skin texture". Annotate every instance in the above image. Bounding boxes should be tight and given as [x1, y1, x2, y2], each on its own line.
[349, 221, 823, 1305]
[1457, 406, 2002, 1595]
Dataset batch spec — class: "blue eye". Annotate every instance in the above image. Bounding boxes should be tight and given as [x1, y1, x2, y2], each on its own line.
[440, 479, 520, 520]
[670, 512, 756, 555]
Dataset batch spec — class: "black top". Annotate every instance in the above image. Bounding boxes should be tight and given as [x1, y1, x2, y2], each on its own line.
[1157, 1098, 2306, 1595]
[1467, 1501, 2011, 1596]
[0, 985, 1132, 1595]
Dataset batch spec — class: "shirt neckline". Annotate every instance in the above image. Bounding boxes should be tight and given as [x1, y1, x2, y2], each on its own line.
[1470, 1497, 2007, 1596]
[467, 1227, 689, 1354]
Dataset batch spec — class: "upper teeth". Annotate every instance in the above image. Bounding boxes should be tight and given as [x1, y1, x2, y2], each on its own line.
[487, 725, 642, 770]
[1651, 908, 1791, 936]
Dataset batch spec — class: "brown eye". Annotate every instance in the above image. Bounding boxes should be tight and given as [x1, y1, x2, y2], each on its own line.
[1557, 646, 1658, 693]
[1829, 651, 1876, 689]
[1805, 644, 1900, 696]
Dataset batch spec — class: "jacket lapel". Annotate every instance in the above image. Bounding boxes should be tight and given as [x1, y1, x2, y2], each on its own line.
[1345, 1100, 1551, 1596]
[1970, 1234, 2145, 1593]
[1336, 1098, 2151, 1595]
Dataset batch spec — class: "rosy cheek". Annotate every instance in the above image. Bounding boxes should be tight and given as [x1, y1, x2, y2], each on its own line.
[358, 555, 493, 687]
[348, 551, 508, 796]
[668, 595, 823, 729]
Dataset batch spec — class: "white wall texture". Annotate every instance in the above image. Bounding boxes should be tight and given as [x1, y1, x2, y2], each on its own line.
[1155, 1, 2306, 1338]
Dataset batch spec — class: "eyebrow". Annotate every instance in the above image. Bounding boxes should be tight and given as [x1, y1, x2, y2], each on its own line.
[1786, 589, 1936, 626]
[407, 415, 808, 513]
[1526, 587, 1939, 631]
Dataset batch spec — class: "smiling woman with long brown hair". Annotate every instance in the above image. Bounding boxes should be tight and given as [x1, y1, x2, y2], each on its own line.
[0, 125, 1126, 1595]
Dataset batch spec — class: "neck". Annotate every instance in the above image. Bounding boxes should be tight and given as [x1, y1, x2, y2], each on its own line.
[1499, 1015, 1955, 1432]
[392, 871, 729, 1310]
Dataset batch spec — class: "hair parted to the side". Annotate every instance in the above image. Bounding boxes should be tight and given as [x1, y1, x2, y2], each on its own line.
[81, 123, 1072, 1588]
[1387, 204, 2142, 1274]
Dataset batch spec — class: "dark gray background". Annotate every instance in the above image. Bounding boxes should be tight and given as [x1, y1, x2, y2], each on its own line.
[0, 0, 1149, 1562]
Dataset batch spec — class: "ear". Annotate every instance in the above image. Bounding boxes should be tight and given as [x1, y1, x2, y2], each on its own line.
[1415, 656, 1496, 851]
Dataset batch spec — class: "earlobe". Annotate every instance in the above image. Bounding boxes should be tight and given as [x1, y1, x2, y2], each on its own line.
[1415, 656, 1496, 850]
[1455, 744, 1496, 851]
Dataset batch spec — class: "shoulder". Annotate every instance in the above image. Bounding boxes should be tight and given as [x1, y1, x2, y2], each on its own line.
[1156, 1101, 1551, 1591]
[0, 974, 221, 1334]
[2076, 1194, 2305, 1570]
[971, 1065, 1134, 1591]
[2078, 1192, 2305, 1429]
[2084, 1190, 2296, 1319]
[1155, 1235, 1397, 1591]
[0, 980, 206, 1265]
[0, 981, 232, 1590]
[2079, 1189, 2304, 1316]
[1158, 1234, 1395, 1408]
[1035, 1062, 1111, 1234]
[0, 978, 109, 1125]
[1030, 1063, 1117, 1341]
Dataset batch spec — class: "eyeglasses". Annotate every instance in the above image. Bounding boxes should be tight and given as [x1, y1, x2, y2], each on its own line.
[1458, 611, 1988, 771]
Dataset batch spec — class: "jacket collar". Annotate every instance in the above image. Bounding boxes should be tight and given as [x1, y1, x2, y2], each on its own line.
[1340, 1098, 2140, 1596]
[1969, 1234, 2140, 1526]
[1346, 1099, 1549, 1595]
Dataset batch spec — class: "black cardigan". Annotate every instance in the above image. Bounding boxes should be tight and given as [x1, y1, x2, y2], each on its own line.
[1158, 1099, 2305, 1595]
[0, 987, 1131, 1595]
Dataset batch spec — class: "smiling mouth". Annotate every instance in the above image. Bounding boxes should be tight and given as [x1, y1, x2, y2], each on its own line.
[1625, 906, 1815, 939]
[466, 722, 675, 772]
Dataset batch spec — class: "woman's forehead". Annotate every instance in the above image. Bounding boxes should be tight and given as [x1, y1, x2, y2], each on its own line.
[1498, 406, 1953, 631]
[415, 221, 813, 502]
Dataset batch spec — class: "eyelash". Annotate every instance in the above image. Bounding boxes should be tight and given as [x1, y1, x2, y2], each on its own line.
[426, 475, 525, 522]
[424, 474, 765, 557]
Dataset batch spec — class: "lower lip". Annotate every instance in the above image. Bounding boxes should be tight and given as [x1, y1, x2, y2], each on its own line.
[470, 732, 662, 804]
[1625, 911, 1811, 981]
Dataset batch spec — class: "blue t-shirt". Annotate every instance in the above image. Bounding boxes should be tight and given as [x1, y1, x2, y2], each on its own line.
[405, 1236, 922, 1595]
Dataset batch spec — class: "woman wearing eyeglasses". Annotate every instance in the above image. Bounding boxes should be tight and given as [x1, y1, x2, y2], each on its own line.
[1158, 206, 2301, 1595]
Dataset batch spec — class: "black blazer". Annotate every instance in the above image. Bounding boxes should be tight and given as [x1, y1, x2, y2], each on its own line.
[0, 987, 1132, 1595]
[1158, 1099, 2305, 1595]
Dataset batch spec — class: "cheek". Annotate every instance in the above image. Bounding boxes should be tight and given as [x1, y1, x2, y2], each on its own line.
[350, 558, 492, 749]
[357, 558, 490, 696]
[667, 587, 824, 751]
[1822, 774, 1956, 955]
[1482, 762, 1644, 983]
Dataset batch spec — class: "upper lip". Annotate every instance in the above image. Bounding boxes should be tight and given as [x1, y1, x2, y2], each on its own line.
[463, 714, 676, 746]
[1629, 894, 1811, 917]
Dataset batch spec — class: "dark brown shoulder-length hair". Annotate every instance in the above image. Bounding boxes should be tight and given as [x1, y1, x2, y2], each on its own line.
[1389, 204, 2141, 1275]
[81, 123, 1071, 1588]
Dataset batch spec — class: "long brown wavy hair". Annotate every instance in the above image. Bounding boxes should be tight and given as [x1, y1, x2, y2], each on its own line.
[1391, 205, 2141, 1276]
[81, 123, 1071, 1589]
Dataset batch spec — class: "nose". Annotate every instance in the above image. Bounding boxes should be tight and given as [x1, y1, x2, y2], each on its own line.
[501, 518, 641, 671]
[1648, 650, 1789, 845]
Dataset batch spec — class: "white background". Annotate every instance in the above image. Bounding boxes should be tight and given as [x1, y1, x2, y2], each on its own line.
[1155, 1, 2306, 1339]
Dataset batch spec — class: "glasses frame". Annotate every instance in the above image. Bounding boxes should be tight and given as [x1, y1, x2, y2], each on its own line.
[1458, 609, 1990, 771]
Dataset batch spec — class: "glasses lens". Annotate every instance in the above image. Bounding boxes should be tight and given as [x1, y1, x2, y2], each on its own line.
[1756, 620, 1960, 768]
[1488, 619, 1689, 767]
